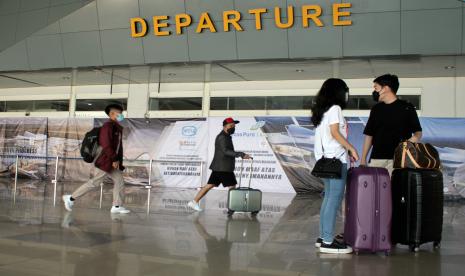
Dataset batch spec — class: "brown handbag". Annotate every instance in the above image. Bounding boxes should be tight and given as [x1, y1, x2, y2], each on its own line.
[393, 141, 441, 170]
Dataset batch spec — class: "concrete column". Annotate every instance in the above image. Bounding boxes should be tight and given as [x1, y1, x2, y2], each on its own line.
[202, 64, 211, 117]
[127, 83, 150, 118]
[69, 68, 78, 117]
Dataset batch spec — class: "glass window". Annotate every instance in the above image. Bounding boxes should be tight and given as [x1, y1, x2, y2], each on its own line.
[229, 97, 266, 110]
[149, 97, 202, 111]
[345, 95, 421, 110]
[267, 96, 313, 110]
[3, 100, 69, 112]
[357, 96, 376, 110]
[210, 97, 228, 110]
[346, 97, 359, 110]
[398, 95, 421, 110]
[34, 100, 69, 111]
[76, 99, 127, 111]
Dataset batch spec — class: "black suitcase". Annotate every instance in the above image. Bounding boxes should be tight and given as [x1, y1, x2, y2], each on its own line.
[391, 169, 444, 252]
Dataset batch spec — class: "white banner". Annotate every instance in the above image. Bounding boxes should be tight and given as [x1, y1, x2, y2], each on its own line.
[155, 120, 209, 188]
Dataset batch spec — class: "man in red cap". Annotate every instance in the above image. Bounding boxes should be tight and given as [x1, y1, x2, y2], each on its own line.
[188, 117, 251, 212]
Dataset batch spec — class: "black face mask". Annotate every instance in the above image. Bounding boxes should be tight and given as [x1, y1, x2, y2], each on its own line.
[227, 127, 235, 135]
[372, 90, 380, 102]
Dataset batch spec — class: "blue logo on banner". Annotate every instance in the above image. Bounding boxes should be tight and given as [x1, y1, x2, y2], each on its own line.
[182, 126, 197, 136]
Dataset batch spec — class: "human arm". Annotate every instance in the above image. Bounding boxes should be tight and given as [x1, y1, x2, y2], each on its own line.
[360, 135, 373, 166]
[329, 124, 359, 162]
[217, 135, 246, 158]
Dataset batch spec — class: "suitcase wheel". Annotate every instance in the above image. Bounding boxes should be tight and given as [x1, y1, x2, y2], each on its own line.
[227, 210, 235, 217]
[354, 250, 359, 255]
[433, 241, 441, 249]
[251, 211, 259, 216]
[384, 250, 391, 256]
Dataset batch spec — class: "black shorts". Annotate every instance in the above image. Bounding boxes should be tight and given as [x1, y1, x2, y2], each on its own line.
[207, 171, 237, 187]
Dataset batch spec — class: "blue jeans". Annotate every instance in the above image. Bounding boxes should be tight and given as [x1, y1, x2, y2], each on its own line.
[319, 164, 348, 244]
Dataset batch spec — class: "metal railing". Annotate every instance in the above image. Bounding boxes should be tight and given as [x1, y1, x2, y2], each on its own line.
[0, 154, 205, 213]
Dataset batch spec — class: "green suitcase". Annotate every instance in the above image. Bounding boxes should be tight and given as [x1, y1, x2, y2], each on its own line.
[227, 159, 262, 216]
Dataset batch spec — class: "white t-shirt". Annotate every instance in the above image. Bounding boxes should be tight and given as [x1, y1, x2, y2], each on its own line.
[314, 105, 348, 163]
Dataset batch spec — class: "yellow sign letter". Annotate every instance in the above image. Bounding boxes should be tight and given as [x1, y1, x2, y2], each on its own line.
[302, 5, 323, 27]
[333, 3, 352, 26]
[223, 10, 243, 32]
[175, 14, 192, 35]
[275, 6, 294, 29]
[196, 12, 217, 33]
[249, 8, 267, 30]
[153, 15, 170, 36]
[130, 17, 148, 38]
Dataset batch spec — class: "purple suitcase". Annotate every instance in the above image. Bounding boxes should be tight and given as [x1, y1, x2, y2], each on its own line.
[344, 167, 392, 255]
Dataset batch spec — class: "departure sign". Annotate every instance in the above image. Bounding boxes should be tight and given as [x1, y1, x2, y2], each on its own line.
[130, 3, 352, 38]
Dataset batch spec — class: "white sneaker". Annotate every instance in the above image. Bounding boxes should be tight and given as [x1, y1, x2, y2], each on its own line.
[111, 206, 131, 214]
[62, 195, 74, 211]
[188, 200, 203, 212]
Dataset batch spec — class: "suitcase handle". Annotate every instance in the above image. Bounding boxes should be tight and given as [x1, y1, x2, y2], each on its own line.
[238, 157, 254, 188]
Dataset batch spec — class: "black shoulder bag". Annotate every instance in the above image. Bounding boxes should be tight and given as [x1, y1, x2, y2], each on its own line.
[311, 128, 343, 179]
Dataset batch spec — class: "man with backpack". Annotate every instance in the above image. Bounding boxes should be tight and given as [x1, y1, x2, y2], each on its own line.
[63, 104, 130, 214]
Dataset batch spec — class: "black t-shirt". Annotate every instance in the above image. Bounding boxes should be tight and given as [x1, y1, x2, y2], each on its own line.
[364, 99, 422, 160]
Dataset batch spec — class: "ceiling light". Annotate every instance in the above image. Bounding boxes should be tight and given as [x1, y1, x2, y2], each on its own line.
[296, 69, 304, 73]
[87, 103, 93, 106]
[444, 66, 455, 70]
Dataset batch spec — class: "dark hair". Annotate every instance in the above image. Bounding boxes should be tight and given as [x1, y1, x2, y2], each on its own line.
[373, 74, 399, 93]
[311, 78, 349, 127]
[105, 104, 124, 115]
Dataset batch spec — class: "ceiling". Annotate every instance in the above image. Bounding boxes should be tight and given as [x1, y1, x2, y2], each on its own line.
[0, 55, 464, 88]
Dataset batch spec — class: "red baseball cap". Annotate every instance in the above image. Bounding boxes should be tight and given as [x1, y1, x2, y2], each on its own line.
[223, 117, 240, 126]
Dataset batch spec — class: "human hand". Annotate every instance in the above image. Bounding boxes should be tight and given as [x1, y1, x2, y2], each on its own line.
[112, 161, 119, 169]
[348, 147, 359, 162]
[243, 154, 252, 160]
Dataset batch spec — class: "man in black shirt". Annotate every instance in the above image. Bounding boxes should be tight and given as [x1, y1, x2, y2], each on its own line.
[188, 117, 251, 212]
[360, 74, 422, 174]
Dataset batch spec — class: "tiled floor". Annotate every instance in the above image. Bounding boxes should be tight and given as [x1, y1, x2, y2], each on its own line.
[0, 179, 464, 276]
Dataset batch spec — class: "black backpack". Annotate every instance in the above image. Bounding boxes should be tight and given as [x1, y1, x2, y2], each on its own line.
[80, 127, 101, 163]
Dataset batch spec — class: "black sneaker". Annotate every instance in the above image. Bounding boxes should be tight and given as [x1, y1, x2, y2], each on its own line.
[315, 238, 323, 248]
[319, 240, 353, 254]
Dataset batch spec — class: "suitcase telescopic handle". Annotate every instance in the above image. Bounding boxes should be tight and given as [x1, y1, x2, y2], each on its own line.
[238, 158, 244, 187]
[247, 157, 254, 189]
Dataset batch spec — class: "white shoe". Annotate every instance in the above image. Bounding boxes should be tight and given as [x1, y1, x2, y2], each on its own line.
[62, 195, 74, 212]
[111, 206, 131, 214]
[188, 200, 203, 212]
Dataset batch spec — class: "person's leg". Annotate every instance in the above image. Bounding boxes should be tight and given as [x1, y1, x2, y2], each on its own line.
[321, 165, 347, 244]
[63, 169, 106, 211]
[194, 184, 215, 203]
[109, 169, 125, 207]
[71, 169, 106, 199]
[109, 169, 130, 214]
[319, 178, 330, 242]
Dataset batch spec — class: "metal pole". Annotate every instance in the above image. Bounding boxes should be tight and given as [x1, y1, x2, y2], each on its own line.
[13, 155, 19, 204]
[199, 161, 204, 189]
[52, 156, 59, 206]
[99, 183, 103, 209]
[146, 187, 151, 214]
[148, 159, 153, 187]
